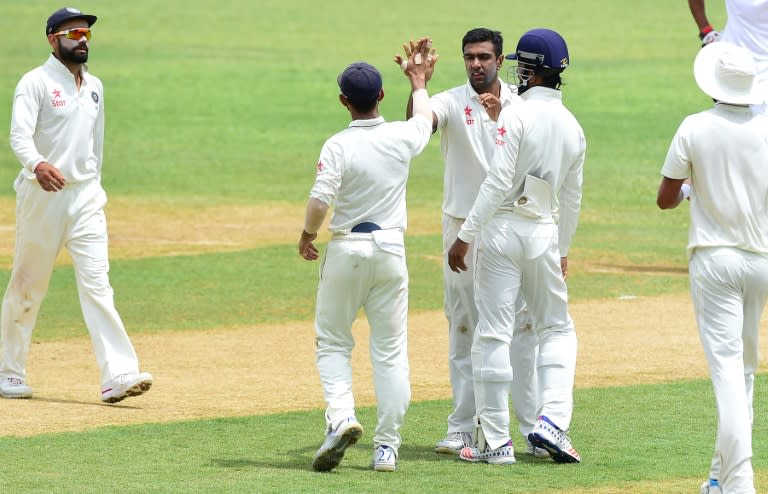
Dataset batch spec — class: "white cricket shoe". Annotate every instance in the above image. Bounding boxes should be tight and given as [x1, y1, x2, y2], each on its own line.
[373, 444, 397, 472]
[459, 439, 516, 465]
[700, 479, 722, 494]
[101, 372, 153, 403]
[528, 415, 581, 463]
[312, 417, 364, 472]
[525, 438, 550, 459]
[0, 377, 33, 399]
[434, 431, 473, 455]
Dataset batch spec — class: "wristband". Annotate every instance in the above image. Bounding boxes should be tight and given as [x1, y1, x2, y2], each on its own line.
[699, 24, 714, 40]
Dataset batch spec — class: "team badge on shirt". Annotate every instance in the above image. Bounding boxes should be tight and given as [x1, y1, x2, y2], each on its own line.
[316, 161, 325, 172]
[464, 106, 474, 125]
[51, 88, 65, 108]
[91, 92, 99, 103]
[495, 127, 507, 145]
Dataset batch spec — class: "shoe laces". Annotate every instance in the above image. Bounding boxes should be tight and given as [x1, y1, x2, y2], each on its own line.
[537, 416, 573, 446]
[447, 431, 472, 444]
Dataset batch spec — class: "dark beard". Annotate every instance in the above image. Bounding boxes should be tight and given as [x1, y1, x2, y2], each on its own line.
[60, 44, 89, 64]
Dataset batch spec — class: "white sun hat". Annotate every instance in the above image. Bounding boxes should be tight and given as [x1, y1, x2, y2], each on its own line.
[693, 41, 764, 105]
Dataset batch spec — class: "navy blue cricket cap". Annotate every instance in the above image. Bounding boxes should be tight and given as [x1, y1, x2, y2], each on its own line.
[337, 62, 383, 107]
[505, 28, 569, 70]
[46, 7, 97, 35]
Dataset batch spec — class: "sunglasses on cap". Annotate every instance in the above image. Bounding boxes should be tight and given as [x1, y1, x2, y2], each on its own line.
[52, 27, 92, 41]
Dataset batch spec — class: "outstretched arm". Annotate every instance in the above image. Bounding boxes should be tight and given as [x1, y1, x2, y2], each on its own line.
[403, 37, 438, 122]
[395, 38, 439, 130]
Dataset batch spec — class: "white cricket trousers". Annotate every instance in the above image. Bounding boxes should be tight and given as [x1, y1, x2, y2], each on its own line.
[0, 178, 140, 385]
[472, 214, 577, 450]
[690, 247, 768, 494]
[442, 214, 539, 438]
[314, 234, 411, 450]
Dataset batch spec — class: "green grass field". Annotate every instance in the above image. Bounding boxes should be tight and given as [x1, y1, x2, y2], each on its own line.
[2, 1, 766, 493]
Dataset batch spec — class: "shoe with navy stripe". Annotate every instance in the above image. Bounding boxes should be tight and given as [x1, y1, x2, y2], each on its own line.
[459, 439, 516, 465]
[528, 415, 581, 463]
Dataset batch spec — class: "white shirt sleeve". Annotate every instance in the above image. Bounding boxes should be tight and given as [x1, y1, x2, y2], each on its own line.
[309, 139, 343, 207]
[458, 108, 522, 243]
[404, 113, 432, 157]
[557, 139, 584, 257]
[9, 74, 46, 173]
[431, 91, 451, 132]
[661, 118, 693, 180]
[93, 78, 105, 176]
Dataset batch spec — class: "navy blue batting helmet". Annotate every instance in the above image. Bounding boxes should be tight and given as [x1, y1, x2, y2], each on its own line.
[505, 28, 569, 70]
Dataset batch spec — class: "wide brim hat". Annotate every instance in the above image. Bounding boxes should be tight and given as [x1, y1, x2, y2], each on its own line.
[693, 41, 764, 105]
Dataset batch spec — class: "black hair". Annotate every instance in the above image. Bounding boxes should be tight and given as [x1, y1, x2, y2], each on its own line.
[462, 28, 503, 58]
[346, 95, 379, 113]
[535, 67, 564, 90]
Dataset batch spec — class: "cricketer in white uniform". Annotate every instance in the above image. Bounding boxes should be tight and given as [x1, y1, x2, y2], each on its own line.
[657, 42, 768, 494]
[1, 7, 152, 404]
[399, 28, 541, 457]
[448, 28, 585, 465]
[299, 38, 435, 473]
[689, 0, 768, 114]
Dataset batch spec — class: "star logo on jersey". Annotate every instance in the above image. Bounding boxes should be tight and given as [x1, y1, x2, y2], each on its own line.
[51, 88, 66, 108]
[316, 161, 325, 172]
[464, 105, 474, 125]
[495, 126, 507, 146]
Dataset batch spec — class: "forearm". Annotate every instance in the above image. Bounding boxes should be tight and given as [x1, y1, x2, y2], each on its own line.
[411, 88, 431, 122]
[303, 197, 329, 234]
[688, 0, 710, 31]
[406, 94, 414, 119]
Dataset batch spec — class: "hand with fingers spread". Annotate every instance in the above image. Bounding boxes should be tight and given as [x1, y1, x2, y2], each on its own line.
[33, 162, 66, 192]
[394, 37, 438, 82]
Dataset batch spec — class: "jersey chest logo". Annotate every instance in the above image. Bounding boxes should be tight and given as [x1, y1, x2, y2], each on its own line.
[464, 105, 474, 125]
[495, 126, 507, 146]
[51, 88, 66, 108]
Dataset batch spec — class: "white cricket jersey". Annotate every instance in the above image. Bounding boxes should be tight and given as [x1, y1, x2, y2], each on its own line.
[724, 0, 768, 87]
[309, 114, 431, 233]
[431, 80, 520, 218]
[9, 54, 104, 183]
[458, 87, 585, 256]
[661, 103, 768, 256]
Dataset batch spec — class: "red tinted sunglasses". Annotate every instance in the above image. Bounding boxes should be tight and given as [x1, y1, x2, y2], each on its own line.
[53, 28, 92, 41]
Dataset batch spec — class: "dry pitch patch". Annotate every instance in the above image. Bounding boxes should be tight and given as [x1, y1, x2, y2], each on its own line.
[6, 295, 768, 438]
[0, 197, 767, 440]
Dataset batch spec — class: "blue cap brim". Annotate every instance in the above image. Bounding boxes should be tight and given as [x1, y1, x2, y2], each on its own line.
[505, 53, 517, 60]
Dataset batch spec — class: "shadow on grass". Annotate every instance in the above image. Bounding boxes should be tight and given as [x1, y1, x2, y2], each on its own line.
[30, 396, 146, 409]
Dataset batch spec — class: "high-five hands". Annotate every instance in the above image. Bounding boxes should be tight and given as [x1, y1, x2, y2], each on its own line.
[394, 37, 439, 82]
